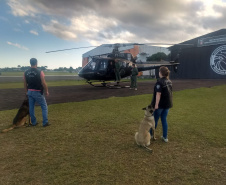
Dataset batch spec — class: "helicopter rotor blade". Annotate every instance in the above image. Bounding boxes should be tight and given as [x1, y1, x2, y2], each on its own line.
[102, 43, 194, 48]
[45, 42, 194, 53]
[142, 43, 194, 46]
[102, 43, 142, 47]
[45, 46, 97, 53]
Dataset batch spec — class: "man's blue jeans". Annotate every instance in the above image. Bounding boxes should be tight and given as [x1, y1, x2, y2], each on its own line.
[27, 90, 48, 126]
[150, 109, 169, 139]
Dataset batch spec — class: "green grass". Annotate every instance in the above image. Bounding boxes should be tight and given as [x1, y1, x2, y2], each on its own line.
[0, 80, 88, 89]
[0, 86, 226, 184]
[0, 78, 153, 89]
[0, 71, 77, 76]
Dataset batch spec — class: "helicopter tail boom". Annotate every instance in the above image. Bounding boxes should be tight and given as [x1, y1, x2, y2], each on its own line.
[137, 61, 179, 72]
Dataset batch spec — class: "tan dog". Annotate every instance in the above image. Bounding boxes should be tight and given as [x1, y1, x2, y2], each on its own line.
[2, 99, 31, 133]
[135, 105, 155, 152]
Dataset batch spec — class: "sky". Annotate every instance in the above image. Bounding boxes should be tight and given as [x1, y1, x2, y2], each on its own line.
[1, 0, 226, 69]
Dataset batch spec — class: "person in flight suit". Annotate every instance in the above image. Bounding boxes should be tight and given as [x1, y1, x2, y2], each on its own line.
[114, 59, 121, 84]
[107, 61, 115, 77]
[130, 63, 138, 90]
[24, 58, 50, 127]
[150, 66, 173, 142]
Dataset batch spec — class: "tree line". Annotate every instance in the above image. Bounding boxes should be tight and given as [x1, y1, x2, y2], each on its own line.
[0, 66, 82, 73]
[0, 52, 170, 73]
[146, 52, 171, 61]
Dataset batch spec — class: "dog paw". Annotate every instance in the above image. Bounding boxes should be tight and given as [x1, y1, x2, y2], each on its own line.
[144, 146, 153, 152]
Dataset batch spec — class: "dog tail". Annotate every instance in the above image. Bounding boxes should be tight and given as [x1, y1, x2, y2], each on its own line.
[1, 125, 16, 133]
[135, 132, 139, 145]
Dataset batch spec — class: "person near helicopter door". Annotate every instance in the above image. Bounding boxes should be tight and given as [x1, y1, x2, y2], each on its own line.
[114, 59, 121, 84]
[149, 66, 173, 143]
[107, 60, 115, 77]
[130, 63, 138, 90]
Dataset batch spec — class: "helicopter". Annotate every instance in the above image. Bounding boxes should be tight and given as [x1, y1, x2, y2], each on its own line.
[46, 43, 185, 88]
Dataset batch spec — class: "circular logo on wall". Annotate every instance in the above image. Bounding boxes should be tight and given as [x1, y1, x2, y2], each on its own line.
[210, 45, 226, 75]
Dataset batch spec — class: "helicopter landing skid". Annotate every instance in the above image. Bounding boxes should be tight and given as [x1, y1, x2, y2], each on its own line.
[107, 85, 122, 89]
[87, 81, 130, 89]
[87, 81, 107, 87]
[106, 82, 130, 89]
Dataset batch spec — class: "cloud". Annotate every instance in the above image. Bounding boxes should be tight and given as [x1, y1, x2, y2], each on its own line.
[30, 30, 39, 35]
[7, 0, 38, 17]
[42, 20, 77, 40]
[7, 0, 226, 45]
[7, 41, 29, 51]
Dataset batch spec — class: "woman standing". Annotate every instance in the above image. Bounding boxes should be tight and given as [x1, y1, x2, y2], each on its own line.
[150, 66, 173, 142]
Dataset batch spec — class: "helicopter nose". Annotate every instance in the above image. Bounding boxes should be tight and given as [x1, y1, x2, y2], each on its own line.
[78, 68, 84, 77]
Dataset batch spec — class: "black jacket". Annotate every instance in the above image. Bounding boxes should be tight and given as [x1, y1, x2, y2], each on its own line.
[151, 77, 173, 109]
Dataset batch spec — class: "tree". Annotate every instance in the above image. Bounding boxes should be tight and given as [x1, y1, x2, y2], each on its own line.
[147, 52, 168, 61]
[21, 66, 30, 71]
[69, 66, 73, 73]
[75, 67, 82, 73]
[40, 66, 48, 71]
[56, 67, 64, 71]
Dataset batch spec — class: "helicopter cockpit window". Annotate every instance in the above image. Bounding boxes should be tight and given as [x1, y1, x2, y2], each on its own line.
[91, 62, 96, 70]
[118, 60, 126, 67]
[84, 59, 97, 71]
[121, 61, 126, 67]
[99, 60, 108, 70]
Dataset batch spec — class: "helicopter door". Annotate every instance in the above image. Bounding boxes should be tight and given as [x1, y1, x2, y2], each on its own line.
[98, 59, 108, 75]
[119, 61, 126, 76]
[99, 60, 107, 70]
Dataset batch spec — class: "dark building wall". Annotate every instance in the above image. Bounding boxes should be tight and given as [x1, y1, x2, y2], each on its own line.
[170, 29, 226, 79]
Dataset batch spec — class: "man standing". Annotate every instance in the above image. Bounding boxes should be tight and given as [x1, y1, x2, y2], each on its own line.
[107, 61, 115, 77]
[130, 63, 138, 90]
[24, 58, 50, 127]
[114, 59, 121, 84]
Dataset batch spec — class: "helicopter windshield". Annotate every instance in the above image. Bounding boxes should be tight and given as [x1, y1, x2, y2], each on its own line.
[83, 58, 108, 71]
[83, 58, 98, 71]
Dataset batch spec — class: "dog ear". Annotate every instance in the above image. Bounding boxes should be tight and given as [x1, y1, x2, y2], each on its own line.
[148, 104, 152, 109]
[142, 107, 146, 110]
[23, 99, 28, 105]
[150, 109, 154, 114]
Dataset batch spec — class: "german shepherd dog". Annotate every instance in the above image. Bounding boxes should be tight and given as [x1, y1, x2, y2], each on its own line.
[2, 99, 31, 133]
[135, 105, 156, 152]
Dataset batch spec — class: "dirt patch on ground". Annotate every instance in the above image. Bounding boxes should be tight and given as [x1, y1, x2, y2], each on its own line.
[0, 79, 226, 111]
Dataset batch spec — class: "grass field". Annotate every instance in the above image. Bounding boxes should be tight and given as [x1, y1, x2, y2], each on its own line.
[0, 86, 226, 184]
[0, 71, 77, 76]
[0, 80, 88, 89]
[0, 79, 153, 89]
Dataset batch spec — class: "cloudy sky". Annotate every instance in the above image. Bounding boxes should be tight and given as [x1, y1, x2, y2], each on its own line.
[1, 0, 226, 69]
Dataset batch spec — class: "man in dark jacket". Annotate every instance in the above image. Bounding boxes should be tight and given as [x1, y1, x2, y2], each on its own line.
[24, 58, 50, 127]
